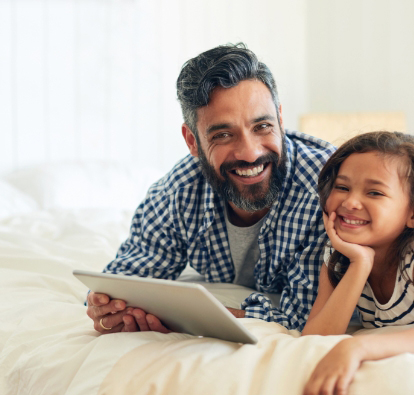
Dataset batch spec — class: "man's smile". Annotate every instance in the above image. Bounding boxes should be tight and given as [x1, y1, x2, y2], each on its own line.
[233, 164, 265, 177]
[228, 163, 271, 185]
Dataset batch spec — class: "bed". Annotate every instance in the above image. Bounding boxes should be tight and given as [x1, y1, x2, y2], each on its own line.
[1, 161, 413, 395]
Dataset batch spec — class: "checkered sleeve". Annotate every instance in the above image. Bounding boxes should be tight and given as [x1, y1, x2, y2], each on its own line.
[103, 183, 188, 279]
[242, 220, 328, 331]
[241, 293, 291, 327]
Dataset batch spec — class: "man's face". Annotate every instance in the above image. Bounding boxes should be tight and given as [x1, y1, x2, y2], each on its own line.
[183, 80, 287, 212]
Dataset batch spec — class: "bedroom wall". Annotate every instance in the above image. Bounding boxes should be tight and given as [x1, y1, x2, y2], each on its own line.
[0, 0, 307, 175]
[306, 0, 414, 134]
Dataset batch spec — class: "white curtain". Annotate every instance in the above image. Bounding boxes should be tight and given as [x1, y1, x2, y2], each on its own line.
[0, 0, 307, 174]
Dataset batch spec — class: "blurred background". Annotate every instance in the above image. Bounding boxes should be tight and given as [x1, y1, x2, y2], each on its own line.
[1, 0, 413, 176]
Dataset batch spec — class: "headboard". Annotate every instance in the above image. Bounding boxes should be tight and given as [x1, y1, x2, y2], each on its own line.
[300, 112, 407, 145]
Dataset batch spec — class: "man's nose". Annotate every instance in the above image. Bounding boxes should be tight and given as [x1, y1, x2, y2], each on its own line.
[341, 193, 363, 210]
[233, 133, 263, 164]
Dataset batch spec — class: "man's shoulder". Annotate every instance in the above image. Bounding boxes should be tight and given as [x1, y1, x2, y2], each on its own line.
[149, 154, 206, 198]
[285, 130, 336, 195]
[285, 130, 336, 157]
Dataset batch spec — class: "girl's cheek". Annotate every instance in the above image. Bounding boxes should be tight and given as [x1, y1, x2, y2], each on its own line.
[325, 194, 334, 212]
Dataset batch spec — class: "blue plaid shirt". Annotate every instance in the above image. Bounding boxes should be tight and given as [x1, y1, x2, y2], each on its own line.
[104, 130, 336, 330]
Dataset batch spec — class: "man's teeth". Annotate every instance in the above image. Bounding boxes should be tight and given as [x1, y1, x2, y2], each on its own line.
[342, 217, 368, 225]
[235, 164, 264, 177]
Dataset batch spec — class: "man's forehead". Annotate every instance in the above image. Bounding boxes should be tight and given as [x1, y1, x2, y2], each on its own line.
[195, 80, 277, 129]
[207, 79, 273, 103]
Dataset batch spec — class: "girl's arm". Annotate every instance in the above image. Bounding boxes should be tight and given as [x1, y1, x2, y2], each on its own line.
[357, 328, 414, 359]
[302, 212, 374, 336]
[304, 328, 414, 395]
[301, 262, 370, 335]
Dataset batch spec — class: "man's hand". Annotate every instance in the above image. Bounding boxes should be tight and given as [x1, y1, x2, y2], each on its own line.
[303, 338, 363, 395]
[227, 307, 246, 318]
[87, 291, 171, 334]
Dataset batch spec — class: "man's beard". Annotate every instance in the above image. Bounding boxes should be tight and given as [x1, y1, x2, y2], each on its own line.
[197, 141, 287, 213]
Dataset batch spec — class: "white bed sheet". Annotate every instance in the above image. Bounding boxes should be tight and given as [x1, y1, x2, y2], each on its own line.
[1, 168, 414, 395]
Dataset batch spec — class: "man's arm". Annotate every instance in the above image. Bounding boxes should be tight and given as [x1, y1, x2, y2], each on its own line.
[227, 307, 245, 318]
[87, 185, 188, 334]
[104, 188, 188, 279]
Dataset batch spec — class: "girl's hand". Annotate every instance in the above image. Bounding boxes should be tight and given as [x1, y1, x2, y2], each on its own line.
[323, 212, 375, 270]
[303, 338, 363, 395]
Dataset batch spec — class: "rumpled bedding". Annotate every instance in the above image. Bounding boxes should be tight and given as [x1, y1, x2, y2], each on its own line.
[1, 165, 414, 395]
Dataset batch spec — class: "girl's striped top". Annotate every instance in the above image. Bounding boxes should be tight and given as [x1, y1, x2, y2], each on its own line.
[324, 246, 414, 329]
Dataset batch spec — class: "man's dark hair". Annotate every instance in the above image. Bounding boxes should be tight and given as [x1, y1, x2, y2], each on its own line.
[176, 43, 281, 138]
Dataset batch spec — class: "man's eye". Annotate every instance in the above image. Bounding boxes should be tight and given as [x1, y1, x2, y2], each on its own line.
[212, 132, 231, 140]
[255, 123, 271, 131]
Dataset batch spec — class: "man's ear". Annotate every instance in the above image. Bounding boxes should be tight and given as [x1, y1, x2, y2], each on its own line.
[182, 124, 199, 157]
[278, 104, 284, 131]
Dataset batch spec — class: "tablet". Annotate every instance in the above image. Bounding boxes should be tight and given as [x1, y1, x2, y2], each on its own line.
[73, 270, 257, 344]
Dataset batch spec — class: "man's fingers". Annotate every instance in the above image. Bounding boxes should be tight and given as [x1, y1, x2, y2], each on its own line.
[88, 292, 126, 311]
[131, 309, 151, 331]
[130, 309, 171, 333]
[100, 308, 134, 330]
[147, 314, 171, 333]
[90, 302, 171, 334]
[122, 314, 139, 332]
[106, 322, 124, 334]
[89, 299, 126, 319]
[88, 292, 110, 306]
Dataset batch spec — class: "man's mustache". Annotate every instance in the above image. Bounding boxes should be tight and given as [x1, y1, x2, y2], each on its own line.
[219, 153, 280, 177]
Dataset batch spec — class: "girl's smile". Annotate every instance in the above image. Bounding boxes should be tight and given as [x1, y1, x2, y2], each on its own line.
[337, 214, 370, 228]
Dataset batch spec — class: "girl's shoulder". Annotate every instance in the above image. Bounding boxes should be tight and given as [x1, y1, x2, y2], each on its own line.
[402, 243, 414, 283]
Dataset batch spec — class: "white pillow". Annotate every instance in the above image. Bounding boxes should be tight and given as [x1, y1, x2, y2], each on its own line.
[5, 161, 163, 210]
[0, 179, 39, 219]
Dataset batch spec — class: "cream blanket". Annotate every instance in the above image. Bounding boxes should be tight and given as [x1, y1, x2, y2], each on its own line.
[1, 208, 414, 395]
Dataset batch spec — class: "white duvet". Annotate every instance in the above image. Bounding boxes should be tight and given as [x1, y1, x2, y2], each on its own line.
[1, 163, 414, 395]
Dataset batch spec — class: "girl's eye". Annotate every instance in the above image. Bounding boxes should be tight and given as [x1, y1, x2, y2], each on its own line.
[368, 191, 384, 197]
[334, 185, 348, 191]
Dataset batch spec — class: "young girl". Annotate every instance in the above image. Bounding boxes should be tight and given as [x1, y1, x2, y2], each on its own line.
[302, 131, 414, 395]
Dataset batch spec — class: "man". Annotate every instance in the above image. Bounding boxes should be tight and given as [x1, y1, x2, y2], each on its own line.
[87, 43, 335, 333]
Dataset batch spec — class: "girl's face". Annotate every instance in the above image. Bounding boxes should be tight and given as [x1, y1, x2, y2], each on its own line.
[326, 152, 414, 254]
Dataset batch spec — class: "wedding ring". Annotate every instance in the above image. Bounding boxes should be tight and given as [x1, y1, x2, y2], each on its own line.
[99, 317, 112, 331]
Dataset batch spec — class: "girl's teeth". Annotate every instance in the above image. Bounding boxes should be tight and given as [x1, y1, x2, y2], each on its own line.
[343, 217, 367, 225]
[235, 164, 264, 177]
